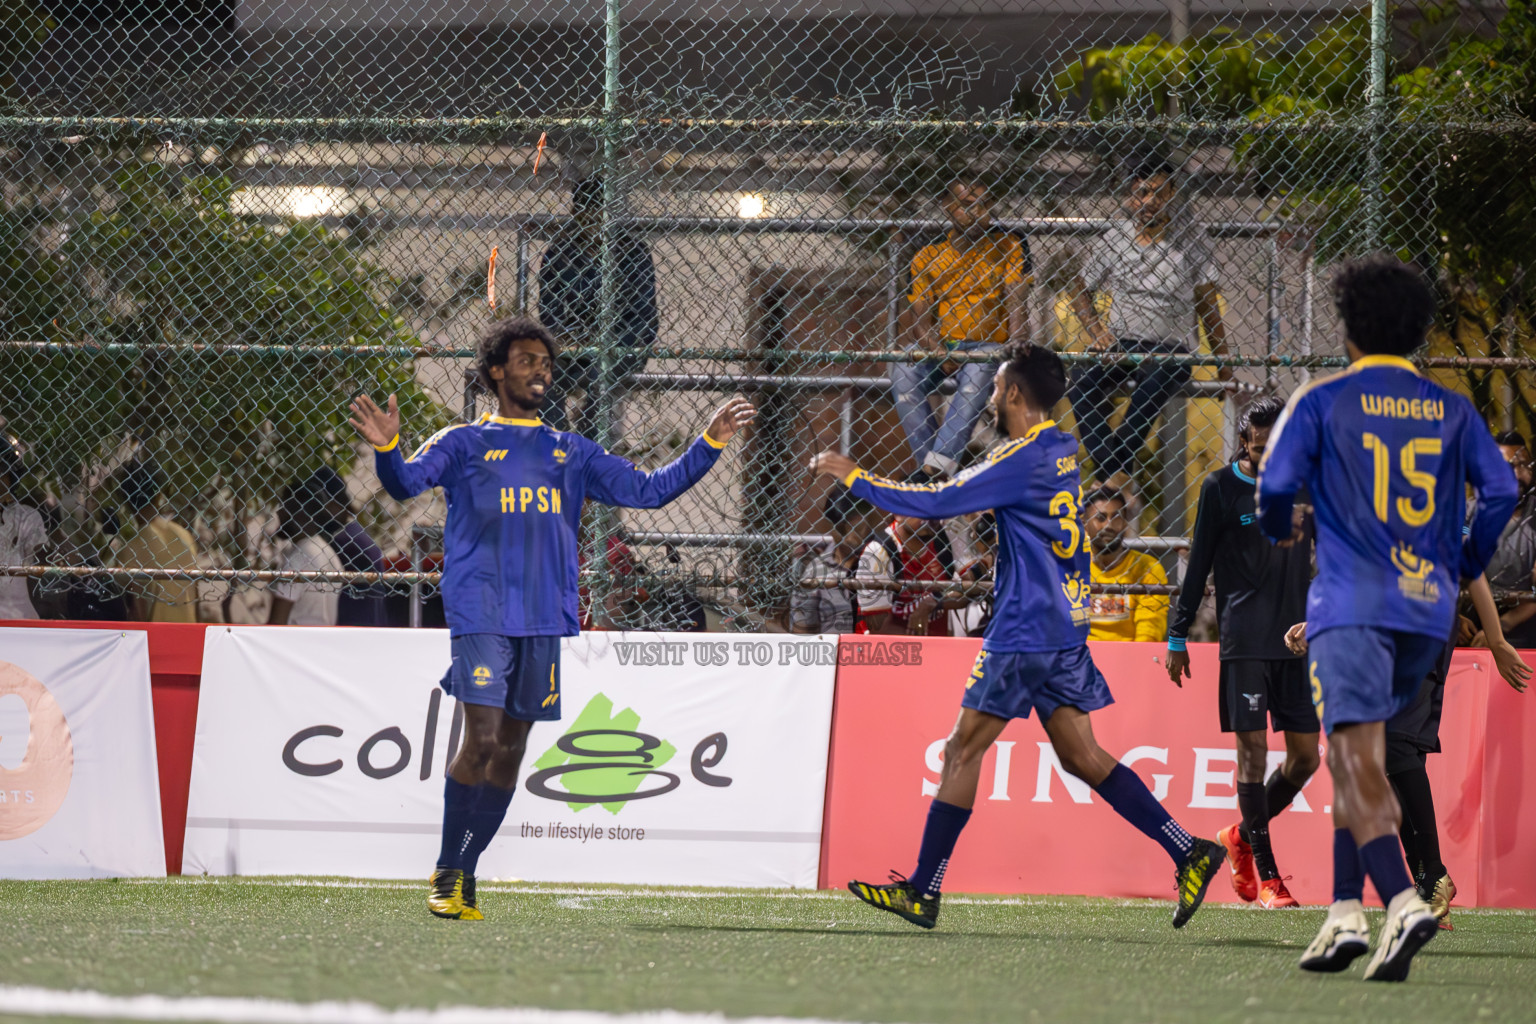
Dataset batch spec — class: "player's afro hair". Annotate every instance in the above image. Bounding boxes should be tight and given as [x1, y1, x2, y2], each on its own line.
[998, 341, 1067, 412]
[1240, 395, 1287, 437]
[1330, 255, 1435, 357]
[475, 317, 559, 392]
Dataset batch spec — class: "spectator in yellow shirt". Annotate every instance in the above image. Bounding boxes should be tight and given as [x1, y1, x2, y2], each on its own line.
[1083, 486, 1168, 642]
[111, 458, 201, 623]
[894, 175, 1031, 479]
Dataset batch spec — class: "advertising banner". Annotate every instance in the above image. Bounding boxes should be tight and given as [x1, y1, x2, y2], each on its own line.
[1457, 647, 1536, 908]
[0, 627, 165, 878]
[183, 628, 837, 887]
[821, 637, 1498, 906]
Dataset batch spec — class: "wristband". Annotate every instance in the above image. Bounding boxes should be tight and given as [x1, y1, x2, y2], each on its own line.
[1166, 636, 1187, 652]
[373, 435, 400, 453]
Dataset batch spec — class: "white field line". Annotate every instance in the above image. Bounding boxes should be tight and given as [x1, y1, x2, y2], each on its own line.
[118, 878, 1535, 914]
[0, 986, 891, 1024]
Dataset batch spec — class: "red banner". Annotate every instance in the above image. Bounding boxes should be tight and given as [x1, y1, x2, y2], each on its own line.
[1461, 646, 1536, 908]
[6, 621, 1532, 903]
[821, 637, 1532, 907]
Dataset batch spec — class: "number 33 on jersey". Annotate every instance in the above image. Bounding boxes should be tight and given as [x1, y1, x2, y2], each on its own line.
[842, 420, 1096, 652]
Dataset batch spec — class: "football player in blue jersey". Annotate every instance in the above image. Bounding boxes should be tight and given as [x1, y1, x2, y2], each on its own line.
[349, 318, 754, 920]
[810, 341, 1225, 931]
[1257, 256, 1518, 981]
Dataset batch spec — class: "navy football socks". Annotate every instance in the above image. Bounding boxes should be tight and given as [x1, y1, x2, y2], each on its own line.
[437, 777, 477, 871]
[1094, 763, 1194, 865]
[910, 799, 972, 898]
[1332, 827, 1365, 902]
[1358, 833, 1416, 904]
[462, 783, 516, 876]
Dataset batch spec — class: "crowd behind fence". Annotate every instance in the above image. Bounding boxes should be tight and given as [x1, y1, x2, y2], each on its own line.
[1, 0, 1534, 639]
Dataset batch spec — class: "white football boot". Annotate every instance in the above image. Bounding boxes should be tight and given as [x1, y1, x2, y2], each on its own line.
[1362, 888, 1438, 982]
[1299, 899, 1371, 973]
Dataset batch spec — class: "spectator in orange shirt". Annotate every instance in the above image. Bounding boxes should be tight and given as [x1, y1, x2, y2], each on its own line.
[894, 175, 1031, 479]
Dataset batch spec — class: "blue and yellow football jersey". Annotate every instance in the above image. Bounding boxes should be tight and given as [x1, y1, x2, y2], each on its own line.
[1256, 354, 1517, 640]
[374, 413, 726, 637]
[844, 420, 1092, 652]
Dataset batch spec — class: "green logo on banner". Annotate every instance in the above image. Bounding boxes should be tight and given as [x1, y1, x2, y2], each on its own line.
[525, 693, 679, 813]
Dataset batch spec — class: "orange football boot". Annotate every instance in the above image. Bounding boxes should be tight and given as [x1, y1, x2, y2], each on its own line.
[1217, 823, 1258, 902]
[1257, 876, 1300, 908]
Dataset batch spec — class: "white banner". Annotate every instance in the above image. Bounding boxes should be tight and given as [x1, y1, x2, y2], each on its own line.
[184, 628, 837, 887]
[0, 627, 165, 878]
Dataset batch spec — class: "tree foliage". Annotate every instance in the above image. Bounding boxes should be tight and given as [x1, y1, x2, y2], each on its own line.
[0, 149, 450, 560]
[1052, 4, 1535, 431]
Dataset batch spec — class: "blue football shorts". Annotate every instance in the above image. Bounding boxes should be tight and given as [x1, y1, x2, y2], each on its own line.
[961, 644, 1115, 722]
[441, 633, 563, 722]
[1306, 626, 1446, 735]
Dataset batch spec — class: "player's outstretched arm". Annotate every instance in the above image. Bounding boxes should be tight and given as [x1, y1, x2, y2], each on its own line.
[1467, 574, 1531, 693]
[808, 448, 1017, 519]
[1167, 474, 1222, 686]
[350, 393, 456, 500]
[582, 397, 756, 509]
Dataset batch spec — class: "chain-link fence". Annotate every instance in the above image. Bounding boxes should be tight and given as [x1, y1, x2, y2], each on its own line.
[1, 1, 1533, 632]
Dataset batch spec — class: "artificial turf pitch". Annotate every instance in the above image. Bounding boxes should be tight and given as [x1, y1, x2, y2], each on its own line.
[0, 879, 1531, 1024]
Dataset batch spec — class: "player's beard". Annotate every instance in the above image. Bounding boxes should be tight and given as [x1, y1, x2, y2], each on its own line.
[510, 377, 549, 411]
[991, 397, 1010, 437]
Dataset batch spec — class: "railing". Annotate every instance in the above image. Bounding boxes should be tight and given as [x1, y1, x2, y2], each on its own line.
[5, 208, 1533, 617]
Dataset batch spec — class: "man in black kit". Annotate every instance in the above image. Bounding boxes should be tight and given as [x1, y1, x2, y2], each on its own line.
[1165, 395, 1319, 908]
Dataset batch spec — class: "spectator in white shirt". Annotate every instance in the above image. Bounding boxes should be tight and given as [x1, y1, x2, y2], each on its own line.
[791, 490, 882, 634]
[0, 439, 46, 621]
[1066, 158, 1230, 497]
[268, 470, 344, 626]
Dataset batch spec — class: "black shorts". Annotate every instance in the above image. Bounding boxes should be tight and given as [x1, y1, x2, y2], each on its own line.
[1219, 658, 1319, 734]
[1385, 640, 1453, 773]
